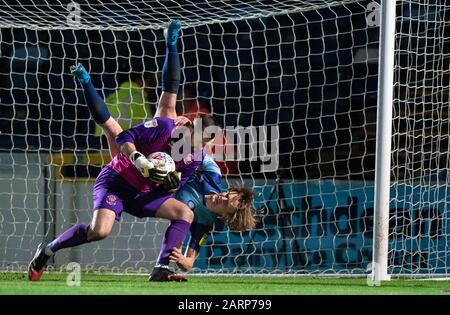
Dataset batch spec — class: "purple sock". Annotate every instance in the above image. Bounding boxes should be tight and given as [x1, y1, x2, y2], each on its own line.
[156, 219, 191, 266]
[47, 223, 91, 253]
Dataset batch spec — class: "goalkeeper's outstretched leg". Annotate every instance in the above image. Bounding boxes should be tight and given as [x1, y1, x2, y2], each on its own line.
[28, 208, 116, 281]
[70, 63, 123, 158]
[72, 19, 182, 158]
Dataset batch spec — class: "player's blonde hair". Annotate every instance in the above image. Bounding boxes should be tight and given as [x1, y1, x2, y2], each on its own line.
[222, 184, 257, 231]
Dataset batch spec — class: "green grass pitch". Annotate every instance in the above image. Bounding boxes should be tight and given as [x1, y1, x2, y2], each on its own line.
[0, 272, 450, 295]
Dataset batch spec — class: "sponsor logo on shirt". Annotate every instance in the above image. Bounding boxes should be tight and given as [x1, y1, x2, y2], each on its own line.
[144, 119, 158, 128]
[187, 200, 195, 210]
[106, 194, 117, 206]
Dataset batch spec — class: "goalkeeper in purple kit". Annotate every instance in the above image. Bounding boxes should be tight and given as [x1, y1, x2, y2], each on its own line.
[28, 20, 256, 282]
[28, 21, 212, 282]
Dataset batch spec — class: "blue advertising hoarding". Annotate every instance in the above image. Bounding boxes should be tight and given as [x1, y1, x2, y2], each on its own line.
[192, 180, 450, 274]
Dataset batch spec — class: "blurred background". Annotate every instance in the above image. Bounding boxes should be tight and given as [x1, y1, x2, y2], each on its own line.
[0, 0, 381, 180]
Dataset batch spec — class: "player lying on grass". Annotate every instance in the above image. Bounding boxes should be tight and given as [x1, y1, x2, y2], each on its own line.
[28, 20, 256, 282]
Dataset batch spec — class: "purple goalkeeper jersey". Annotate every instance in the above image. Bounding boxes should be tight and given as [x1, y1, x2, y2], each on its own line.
[108, 117, 204, 192]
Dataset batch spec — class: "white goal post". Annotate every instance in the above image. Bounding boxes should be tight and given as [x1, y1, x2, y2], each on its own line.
[0, 0, 449, 278]
[372, 0, 396, 283]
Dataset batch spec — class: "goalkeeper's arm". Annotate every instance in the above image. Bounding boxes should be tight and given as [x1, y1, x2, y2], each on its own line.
[169, 246, 198, 272]
[169, 221, 209, 271]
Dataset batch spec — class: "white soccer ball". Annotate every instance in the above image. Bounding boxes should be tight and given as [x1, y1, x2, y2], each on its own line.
[147, 152, 176, 173]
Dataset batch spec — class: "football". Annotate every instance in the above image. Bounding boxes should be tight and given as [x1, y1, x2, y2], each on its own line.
[147, 151, 176, 173]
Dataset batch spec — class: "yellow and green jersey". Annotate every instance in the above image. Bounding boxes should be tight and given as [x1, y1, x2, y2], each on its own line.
[95, 80, 151, 135]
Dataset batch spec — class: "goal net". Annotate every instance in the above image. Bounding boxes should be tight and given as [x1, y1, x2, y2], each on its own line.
[0, 0, 448, 277]
[390, 1, 450, 277]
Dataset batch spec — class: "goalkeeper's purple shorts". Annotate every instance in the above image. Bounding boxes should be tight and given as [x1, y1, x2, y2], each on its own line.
[93, 166, 173, 221]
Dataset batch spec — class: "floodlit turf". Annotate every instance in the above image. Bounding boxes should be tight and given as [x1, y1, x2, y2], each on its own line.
[0, 272, 449, 295]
